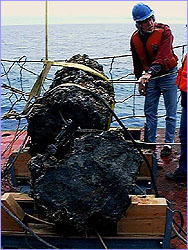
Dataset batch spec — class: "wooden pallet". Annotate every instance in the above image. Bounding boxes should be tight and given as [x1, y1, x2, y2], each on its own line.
[1, 193, 167, 237]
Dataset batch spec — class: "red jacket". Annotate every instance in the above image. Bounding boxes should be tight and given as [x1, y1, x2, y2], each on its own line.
[130, 23, 178, 78]
[176, 53, 187, 92]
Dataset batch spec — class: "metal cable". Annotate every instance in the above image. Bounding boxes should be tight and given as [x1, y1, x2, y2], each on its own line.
[173, 219, 187, 236]
[96, 231, 108, 249]
[1, 202, 58, 249]
[171, 209, 184, 240]
[172, 225, 187, 245]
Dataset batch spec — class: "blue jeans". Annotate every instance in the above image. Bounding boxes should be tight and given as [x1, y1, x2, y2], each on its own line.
[144, 68, 177, 143]
[178, 106, 187, 174]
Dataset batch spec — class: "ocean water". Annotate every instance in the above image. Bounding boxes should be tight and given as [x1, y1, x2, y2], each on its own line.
[1, 23, 187, 130]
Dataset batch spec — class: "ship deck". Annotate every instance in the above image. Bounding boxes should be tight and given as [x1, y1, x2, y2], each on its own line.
[1, 128, 187, 249]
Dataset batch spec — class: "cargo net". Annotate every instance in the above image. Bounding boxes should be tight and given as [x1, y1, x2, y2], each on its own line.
[1, 54, 144, 236]
[1, 48, 187, 244]
[2, 45, 186, 125]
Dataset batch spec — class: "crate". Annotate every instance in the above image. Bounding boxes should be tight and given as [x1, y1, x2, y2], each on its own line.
[117, 195, 167, 237]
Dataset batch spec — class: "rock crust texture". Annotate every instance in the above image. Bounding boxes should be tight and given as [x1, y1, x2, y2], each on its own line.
[27, 54, 114, 155]
[28, 130, 141, 233]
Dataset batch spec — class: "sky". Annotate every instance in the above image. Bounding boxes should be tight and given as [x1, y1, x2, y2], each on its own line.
[1, 1, 187, 26]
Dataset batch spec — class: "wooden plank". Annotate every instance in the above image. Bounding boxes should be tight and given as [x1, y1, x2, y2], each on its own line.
[139, 151, 153, 177]
[12, 150, 31, 177]
[117, 217, 166, 235]
[126, 195, 167, 217]
[136, 176, 151, 181]
[6, 192, 34, 202]
[28, 223, 57, 235]
[1, 193, 25, 231]
[117, 195, 167, 236]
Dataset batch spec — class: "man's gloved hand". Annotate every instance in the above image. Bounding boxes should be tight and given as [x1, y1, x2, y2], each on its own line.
[138, 82, 146, 95]
[138, 72, 151, 95]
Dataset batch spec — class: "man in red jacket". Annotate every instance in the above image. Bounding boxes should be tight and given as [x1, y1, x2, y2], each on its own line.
[166, 54, 187, 181]
[130, 3, 178, 155]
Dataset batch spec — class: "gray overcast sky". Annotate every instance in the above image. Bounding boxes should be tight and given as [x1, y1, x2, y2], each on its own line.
[1, 1, 187, 26]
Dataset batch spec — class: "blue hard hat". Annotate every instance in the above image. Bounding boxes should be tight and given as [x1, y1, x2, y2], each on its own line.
[132, 3, 154, 22]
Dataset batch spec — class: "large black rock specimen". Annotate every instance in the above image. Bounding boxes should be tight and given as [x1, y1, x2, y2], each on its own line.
[27, 54, 114, 155]
[27, 54, 141, 235]
[28, 130, 141, 234]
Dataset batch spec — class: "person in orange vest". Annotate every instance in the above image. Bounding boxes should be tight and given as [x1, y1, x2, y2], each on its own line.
[130, 3, 178, 155]
[166, 53, 187, 181]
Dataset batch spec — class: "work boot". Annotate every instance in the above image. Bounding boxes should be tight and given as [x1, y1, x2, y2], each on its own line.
[165, 170, 187, 182]
[160, 145, 172, 157]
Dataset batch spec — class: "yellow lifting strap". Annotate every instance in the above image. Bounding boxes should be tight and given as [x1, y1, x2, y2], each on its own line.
[22, 61, 52, 115]
[107, 102, 115, 130]
[45, 1, 48, 61]
[43, 60, 111, 84]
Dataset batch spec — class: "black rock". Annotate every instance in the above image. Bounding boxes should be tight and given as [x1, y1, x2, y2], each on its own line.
[28, 130, 141, 234]
[27, 54, 114, 155]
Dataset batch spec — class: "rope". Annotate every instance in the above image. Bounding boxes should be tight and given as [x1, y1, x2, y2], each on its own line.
[1, 43, 186, 64]
[112, 70, 178, 84]
[1, 59, 43, 63]
[96, 231, 108, 249]
[132, 83, 136, 116]
[133, 184, 146, 195]
[111, 113, 182, 122]
[124, 141, 181, 146]
[2, 83, 30, 96]
[25, 213, 55, 226]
